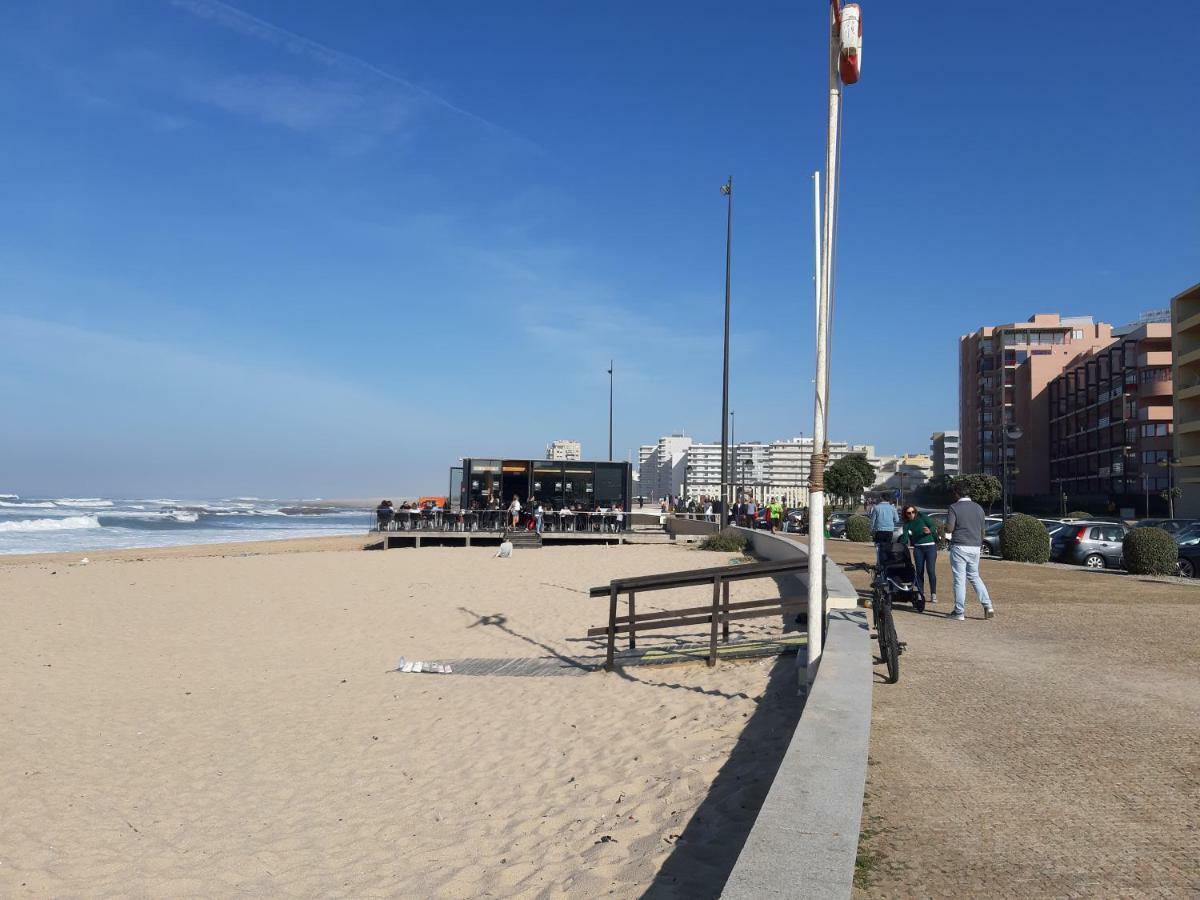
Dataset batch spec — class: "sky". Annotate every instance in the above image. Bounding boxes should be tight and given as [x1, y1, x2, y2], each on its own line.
[1, 0, 1197, 498]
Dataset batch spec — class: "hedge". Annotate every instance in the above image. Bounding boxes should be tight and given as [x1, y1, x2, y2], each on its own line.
[999, 513, 1049, 563]
[1122, 527, 1177, 576]
[845, 515, 872, 543]
[1066, 510, 1092, 520]
[698, 528, 747, 552]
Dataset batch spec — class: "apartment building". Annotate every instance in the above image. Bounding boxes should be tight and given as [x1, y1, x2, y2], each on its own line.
[930, 431, 960, 477]
[1048, 322, 1173, 513]
[545, 439, 582, 461]
[1171, 283, 1200, 516]
[874, 454, 935, 498]
[636, 434, 693, 501]
[960, 314, 1114, 497]
[673, 436, 878, 507]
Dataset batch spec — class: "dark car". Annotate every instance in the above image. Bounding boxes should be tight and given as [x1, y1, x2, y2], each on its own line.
[829, 512, 851, 538]
[1133, 518, 1198, 536]
[1050, 521, 1130, 568]
[1172, 527, 1200, 577]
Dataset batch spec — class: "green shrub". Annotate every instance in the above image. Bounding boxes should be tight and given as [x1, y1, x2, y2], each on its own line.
[845, 515, 872, 543]
[998, 513, 1049, 563]
[1122, 527, 1177, 576]
[698, 527, 747, 552]
[1066, 510, 1092, 520]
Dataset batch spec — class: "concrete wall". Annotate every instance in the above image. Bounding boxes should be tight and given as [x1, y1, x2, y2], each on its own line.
[733, 527, 859, 611]
[721, 609, 872, 900]
[663, 516, 720, 537]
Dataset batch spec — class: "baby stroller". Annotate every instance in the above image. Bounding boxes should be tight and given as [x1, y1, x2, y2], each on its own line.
[875, 537, 926, 614]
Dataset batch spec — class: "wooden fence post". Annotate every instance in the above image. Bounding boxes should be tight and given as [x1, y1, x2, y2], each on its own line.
[606, 584, 618, 670]
[709, 575, 722, 667]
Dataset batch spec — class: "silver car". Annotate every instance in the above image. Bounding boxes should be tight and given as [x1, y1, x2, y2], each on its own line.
[1050, 521, 1129, 569]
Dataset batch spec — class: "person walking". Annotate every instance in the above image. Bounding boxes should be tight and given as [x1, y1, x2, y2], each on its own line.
[945, 484, 994, 620]
[509, 495, 522, 529]
[534, 499, 544, 535]
[899, 504, 939, 604]
[869, 492, 900, 567]
[768, 497, 783, 533]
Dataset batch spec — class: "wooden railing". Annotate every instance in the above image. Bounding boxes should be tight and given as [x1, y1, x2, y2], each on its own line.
[587, 557, 809, 669]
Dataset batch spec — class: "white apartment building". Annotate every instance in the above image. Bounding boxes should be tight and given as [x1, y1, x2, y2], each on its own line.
[545, 439, 582, 461]
[637, 434, 693, 501]
[930, 431, 960, 477]
[645, 433, 879, 507]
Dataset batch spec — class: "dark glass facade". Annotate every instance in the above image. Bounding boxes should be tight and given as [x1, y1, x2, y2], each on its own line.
[458, 458, 633, 517]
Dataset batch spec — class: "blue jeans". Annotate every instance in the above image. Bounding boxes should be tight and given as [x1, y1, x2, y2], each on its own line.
[535, 513, 544, 534]
[912, 544, 937, 595]
[949, 545, 992, 615]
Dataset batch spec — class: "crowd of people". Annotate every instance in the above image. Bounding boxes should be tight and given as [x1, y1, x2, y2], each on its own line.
[656, 494, 799, 532]
[374, 496, 626, 534]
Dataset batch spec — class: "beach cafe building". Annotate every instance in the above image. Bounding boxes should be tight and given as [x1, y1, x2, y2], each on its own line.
[453, 458, 633, 517]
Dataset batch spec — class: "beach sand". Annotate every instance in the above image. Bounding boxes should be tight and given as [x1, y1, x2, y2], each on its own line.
[1, 539, 802, 898]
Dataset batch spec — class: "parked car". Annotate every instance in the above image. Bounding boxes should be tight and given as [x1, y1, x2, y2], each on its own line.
[829, 512, 851, 538]
[1172, 528, 1200, 577]
[1133, 518, 1198, 536]
[1050, 521, 1130, 568]
[981, 519, 1005, 556]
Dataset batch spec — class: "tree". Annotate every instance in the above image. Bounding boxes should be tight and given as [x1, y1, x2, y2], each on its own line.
[825, 455, 873, 509]
[952, 473, 1002, 512]
[915, 473, 955, 506]
[1161, 486, 1183, 518]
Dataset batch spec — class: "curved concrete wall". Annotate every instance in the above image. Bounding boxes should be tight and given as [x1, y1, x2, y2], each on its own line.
[731, 527, 859, 611]
[720, 609, 871, 899]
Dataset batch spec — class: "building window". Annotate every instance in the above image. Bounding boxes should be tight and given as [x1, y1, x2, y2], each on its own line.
[1073, 329, 1084, 339]
[1139, 368, 1171, 383]
[1140, 423, 1172, 437]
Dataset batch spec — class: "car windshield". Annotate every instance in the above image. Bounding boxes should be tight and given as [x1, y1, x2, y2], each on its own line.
[1175, 526, 1200, 546]
[986, 521, 1004, 534]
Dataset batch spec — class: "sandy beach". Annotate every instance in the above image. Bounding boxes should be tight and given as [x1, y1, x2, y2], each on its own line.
[1, 538, 802, 898]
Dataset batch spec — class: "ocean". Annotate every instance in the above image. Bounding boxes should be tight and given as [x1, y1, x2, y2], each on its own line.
[0, 495, 370, 555]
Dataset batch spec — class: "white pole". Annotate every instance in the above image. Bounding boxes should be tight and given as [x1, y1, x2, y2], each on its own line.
[807, 1, 843, 682]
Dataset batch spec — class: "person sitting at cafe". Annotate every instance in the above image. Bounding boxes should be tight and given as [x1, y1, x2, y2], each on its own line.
[375, 500, 394, 530]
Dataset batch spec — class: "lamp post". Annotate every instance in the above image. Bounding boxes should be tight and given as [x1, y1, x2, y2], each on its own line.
[607, 360, 613, 461]
[719, 177, 733, 527]
[1001, 424, 1023, 516]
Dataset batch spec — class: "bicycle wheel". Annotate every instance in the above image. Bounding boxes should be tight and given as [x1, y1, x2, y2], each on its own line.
[880, 606, 900, 684]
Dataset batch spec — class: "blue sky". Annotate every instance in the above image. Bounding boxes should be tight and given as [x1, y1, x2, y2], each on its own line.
[1, 0, 1196, 498]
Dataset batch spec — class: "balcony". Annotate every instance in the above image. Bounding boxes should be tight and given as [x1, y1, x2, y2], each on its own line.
[1138, 405, 1172, 421]
[1137, 351, 1172, 367]
[1138, 379, 1174, 398]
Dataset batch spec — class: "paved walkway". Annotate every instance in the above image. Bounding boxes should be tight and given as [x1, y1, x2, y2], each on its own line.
[823, 542, 1200, 899]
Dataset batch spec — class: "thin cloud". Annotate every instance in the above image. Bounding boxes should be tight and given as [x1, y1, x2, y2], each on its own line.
[170, 0, 527, 144]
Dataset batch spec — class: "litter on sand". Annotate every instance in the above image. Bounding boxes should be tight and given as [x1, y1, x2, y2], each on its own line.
[395, 657, 452, 675]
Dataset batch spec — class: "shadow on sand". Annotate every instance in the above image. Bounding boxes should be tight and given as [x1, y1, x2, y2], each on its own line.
[640, 652, 806, 899]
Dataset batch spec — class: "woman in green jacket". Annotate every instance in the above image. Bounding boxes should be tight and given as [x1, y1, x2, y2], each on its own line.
[900, 505, 938, 604]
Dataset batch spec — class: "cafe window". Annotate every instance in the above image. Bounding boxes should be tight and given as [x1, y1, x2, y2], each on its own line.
[594, 464, 625, 509]
[533, 463, 564, 506]
[563, 466, 592, 508]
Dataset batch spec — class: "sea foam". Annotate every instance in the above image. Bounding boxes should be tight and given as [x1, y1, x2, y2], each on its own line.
[0, 515, 102, 533]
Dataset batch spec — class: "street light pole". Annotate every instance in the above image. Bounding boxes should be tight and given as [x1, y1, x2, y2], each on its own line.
[808, 1, 844, 676]
[1002, 424, 1023, 515]
[607, 360, 613, 461]
[719, 177, 733, 527]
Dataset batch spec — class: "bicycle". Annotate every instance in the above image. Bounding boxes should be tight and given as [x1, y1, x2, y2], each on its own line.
[870, 562, 905, 684]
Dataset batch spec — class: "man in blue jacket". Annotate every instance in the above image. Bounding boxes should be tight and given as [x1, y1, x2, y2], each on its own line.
[869, 493, 900, 566]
